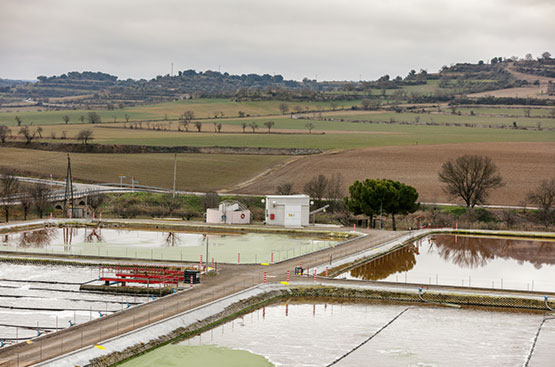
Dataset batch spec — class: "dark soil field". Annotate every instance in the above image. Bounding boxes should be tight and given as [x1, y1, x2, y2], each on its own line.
[234, 142, 555, 206]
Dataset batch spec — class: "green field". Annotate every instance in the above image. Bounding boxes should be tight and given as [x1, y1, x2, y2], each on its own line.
[328, 110, 555, 129]
[0, 98, 359, 126]
[454, 106, 555, 118]
[0, 148, 287, 191]
[90, 127, 552, 150]
[6, 114, 555, 150]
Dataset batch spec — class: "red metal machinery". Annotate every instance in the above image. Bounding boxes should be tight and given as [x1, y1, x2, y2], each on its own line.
[99, 265, 189, 287]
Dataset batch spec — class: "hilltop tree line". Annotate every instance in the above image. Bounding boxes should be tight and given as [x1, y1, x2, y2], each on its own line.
[0, 51, 552, 111]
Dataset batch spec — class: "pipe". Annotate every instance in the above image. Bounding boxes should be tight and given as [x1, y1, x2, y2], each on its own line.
[544, 296, 554, 311]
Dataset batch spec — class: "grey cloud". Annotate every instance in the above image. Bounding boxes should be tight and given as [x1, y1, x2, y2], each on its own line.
[0, 0, 553, 81]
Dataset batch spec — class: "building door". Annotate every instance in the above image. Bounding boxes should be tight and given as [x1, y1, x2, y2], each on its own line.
[284, 205, 302, 227]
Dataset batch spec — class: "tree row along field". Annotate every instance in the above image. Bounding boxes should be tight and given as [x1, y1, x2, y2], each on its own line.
[0, 99, 359, 126]
[5, 121, 551, 150]
[1, 98, 554, 127]
[0, 148, 288, 192]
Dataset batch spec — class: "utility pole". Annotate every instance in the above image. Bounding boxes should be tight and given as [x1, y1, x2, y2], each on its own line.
[63, 154, 74, 218]
[172, 153, 177, 198]
[205, 235, 209, 271]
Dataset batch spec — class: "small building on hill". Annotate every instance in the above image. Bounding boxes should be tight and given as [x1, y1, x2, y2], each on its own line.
[264, 195, 310, 227]
[206, 201, 251, 224]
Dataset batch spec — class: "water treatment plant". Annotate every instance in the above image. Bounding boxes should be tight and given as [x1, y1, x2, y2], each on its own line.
[0, 215, 553, 366]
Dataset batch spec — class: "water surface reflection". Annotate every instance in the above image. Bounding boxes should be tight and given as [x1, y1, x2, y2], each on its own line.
[341, 235, 555, 292]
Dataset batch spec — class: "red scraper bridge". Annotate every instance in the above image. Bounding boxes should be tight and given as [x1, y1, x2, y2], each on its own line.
[99, 265, 187, 287]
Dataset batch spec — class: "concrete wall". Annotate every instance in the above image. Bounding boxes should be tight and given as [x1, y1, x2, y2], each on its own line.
[206, 208, 250, 224]
[265, 195, 310, 227]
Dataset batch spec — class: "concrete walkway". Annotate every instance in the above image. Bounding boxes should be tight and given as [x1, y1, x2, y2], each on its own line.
[37, 279, 555, 367]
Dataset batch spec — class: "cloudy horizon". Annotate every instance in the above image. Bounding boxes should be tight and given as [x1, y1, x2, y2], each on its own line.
[1, 0, 553, 82]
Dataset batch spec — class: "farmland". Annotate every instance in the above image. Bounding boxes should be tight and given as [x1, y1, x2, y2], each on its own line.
[0, 99, 357, 126]
[0, 147, 288, 191]
[236, 141, 555, 206]
[1, 97, 554, 206]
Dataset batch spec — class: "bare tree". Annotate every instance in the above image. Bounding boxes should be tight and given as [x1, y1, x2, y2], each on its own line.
[304, 174, 329, 206]
[361, 99, 371, 110]
[36, 127, 43, 138]
[213, 122, 218, 133]
[527, 178, 555, 228]
[179, 116, 189, 132]
[438, 155, 504, 208]
[30, 184, 51, 218]
[0, 125, 11, 143]
[87, 112, 101, 124]
[523, 107, 531, 118]
[195, 121, 202, 132]
[88, 193, 106, 213]
[264, 121, 275, 133]
[276, 182, 294, 195]
[14, 116, 22, 126]
[18, 126, 37, 144]
[241, 122, 247, 133]
[330, 101, 338, 111]
[63, 115, 70, 124]
[125, 114, 130, 123]
[279, 103, 289, 114]
[305, 122, 315, 134]
[327, 173, 344, 211]
[184, 110, 195, 123]
[79, 115, 85, 123]
[76, 129, 94, 144]
[249, 122, 258, 133]
[202, 192, 220, 210]
[0, 172, 19, 222]
[217, 123, 222, 133]
[19, 187, 33, 220]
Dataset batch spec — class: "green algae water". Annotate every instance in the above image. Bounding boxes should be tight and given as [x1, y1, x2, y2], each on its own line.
[0, 227, 341, 263]
[120, 344, 273, 367]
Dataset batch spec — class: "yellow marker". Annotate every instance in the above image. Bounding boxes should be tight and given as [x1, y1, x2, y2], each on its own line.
[281, 281, 289, 285]
[95, 345, 106, 350]
[26, 340, 33, 344]
[260, 263, 269, 266]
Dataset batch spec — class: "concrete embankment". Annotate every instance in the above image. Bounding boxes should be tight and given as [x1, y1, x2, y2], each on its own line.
[39, 281, 555, 367]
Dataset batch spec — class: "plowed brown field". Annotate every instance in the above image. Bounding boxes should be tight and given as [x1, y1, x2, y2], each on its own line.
[234, 142, 555, 206]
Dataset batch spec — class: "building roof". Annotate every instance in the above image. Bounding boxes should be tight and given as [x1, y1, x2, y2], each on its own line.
[265, 194, 309, 199]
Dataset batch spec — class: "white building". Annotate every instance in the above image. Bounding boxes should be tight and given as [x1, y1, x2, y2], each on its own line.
[264, 195, 310, 227]
[206, 201, 251, 224]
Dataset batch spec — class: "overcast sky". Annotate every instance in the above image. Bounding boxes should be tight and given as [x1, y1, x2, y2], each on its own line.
[1, 0, 553, 81]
